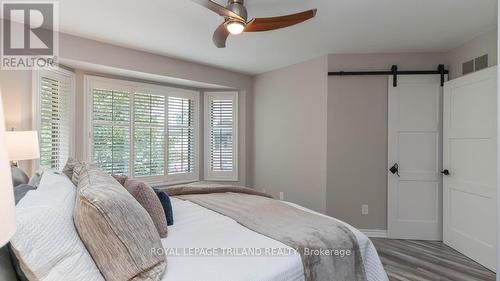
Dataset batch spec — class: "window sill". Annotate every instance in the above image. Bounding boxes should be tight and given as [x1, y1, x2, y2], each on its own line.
[203, 178, 239, 182]
[149, 179, 199, 188]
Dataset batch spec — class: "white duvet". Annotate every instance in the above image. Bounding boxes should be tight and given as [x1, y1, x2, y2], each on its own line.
[161, 198, 388, 281]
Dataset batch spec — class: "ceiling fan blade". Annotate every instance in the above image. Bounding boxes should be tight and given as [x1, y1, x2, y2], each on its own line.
[244, 9, 317, 32]
[191, 0, 244, 22]
[213, 23, 230, 48]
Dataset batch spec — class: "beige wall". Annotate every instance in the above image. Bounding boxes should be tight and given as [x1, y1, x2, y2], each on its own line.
[251, 56, 328, 213]
[446, 29, 497, 80]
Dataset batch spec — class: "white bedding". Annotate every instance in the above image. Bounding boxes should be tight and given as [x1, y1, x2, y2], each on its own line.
[161, 198, 388, 281]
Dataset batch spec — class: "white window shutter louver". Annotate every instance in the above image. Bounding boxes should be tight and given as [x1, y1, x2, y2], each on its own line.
[38, 70, 73, 170]
[88, 77, 200, 183]
[205, 92, 238, 181]
[92, 88, 131, 175]
[167, 96, 196, 176]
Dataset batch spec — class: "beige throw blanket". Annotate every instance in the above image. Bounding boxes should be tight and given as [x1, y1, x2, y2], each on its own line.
[165, 182, 273, 198]
[163, 183, 367, 281]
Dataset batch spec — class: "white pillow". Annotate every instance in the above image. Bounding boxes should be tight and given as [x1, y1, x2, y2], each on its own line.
[10, 171, 105, 281]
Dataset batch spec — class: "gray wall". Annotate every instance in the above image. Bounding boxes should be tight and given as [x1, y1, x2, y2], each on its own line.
[1, 32, 253, 184]
[59, 33, 253, 186]
[252, 56, 328, 213]
[0, 70, 33, 175]
[327, 75, 388, 229]
[327, 53, 447, 230]
[324, 30, 498, 230]
[249, 34, 497, 230]
[446, 29, 497, 80]
[1, 27, 497, 230]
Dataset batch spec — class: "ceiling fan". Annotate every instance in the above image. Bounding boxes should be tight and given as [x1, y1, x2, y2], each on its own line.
[192, 0, 317, 48]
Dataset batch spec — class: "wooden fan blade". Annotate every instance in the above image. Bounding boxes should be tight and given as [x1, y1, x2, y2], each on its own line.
[191, 0, 244, 22]
[244, 9, 317, 32]
[213, 23, 230, 48]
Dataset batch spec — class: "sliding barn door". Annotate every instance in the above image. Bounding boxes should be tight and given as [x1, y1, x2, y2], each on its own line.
[443, 66, 497, 271]
[388, 75, 443, 240]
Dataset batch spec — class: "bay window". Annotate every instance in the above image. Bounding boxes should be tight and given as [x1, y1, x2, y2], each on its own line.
[86, 76, 199, 183]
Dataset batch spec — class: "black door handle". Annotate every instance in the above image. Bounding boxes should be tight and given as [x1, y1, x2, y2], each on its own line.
[441, 169, 450, 176]
[389, 163, 400, 177]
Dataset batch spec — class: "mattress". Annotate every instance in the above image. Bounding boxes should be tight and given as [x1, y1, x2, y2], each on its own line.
[161, 198, 388, 281]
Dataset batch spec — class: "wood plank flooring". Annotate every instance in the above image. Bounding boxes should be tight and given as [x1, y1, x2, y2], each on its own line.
[371, 238, 495, 281]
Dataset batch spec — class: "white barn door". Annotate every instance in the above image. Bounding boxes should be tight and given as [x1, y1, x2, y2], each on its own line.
[443, 67, 497, 271]
[388, 75, 443, 240]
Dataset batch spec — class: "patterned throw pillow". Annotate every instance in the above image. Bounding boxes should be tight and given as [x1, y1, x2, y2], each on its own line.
[74, 164, 166, 281]
[123, 179, 168, 238]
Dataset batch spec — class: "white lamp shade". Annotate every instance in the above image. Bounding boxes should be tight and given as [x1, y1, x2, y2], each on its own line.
[0, 90, 16, 247]
[6, 131, 40, 161]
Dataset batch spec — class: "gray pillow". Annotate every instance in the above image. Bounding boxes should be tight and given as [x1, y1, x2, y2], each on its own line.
[73, 164, 166, 281]
[62, 157, 85, 184]
[7, 246, 25, 281]
[28, 171, 43, 188]
[14, 184, 36, 204]
[0, 246, 19, 281]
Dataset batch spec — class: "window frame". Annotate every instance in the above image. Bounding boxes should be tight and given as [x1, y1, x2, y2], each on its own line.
[166, 91, 200, 182]
[204, 91, 239, 181]
[84, 75, 200, 185]
[32, 67, 76, 171]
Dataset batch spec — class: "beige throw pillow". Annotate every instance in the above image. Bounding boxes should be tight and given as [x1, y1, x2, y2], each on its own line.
[74, 164, 166, 281]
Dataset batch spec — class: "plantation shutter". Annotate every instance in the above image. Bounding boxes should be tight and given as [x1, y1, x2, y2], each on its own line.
[87, 76, 200, 182]
[92, 88, 131, 175]
[134, 93, 166, 177]
[167, 96, 196, 175]
[38, 71, 73, 170]
[205, 92, 237, 181]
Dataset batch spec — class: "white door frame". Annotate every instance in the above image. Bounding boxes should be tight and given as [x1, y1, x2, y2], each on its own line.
[388, 74, 443, 240]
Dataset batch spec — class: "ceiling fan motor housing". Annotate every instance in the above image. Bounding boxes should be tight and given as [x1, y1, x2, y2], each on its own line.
[227, 0, 247, 21]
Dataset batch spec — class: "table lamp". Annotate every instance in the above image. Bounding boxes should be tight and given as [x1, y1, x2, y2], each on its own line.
[0, 90, 16, 247]
[5, 131, 40, 187]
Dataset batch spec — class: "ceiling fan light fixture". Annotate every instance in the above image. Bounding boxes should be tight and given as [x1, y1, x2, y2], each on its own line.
[226, 21, 245, 35]
[192, 0, 317, 48]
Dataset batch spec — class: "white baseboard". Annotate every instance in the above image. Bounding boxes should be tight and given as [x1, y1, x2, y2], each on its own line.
[359, 229, 388, 238]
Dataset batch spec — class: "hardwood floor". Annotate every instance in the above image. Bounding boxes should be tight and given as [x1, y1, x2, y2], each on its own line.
[371, 238, 496, 281]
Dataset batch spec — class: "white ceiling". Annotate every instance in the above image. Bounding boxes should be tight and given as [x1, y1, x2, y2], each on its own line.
[54, 0, 496, 75]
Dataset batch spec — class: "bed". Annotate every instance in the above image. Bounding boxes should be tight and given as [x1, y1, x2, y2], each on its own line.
[162, 197, 388, 281]
[6, 170, 389, 281]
